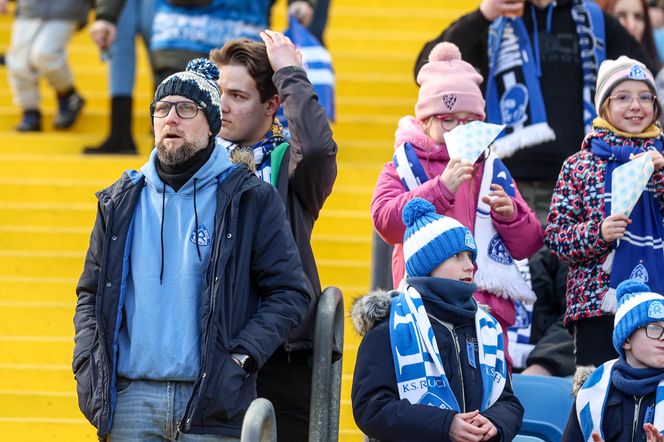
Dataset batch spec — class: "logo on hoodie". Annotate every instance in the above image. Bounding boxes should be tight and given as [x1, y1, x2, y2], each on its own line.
[191, 225, 211, 247]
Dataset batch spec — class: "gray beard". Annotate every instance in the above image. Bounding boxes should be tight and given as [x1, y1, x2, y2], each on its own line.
[156, 139, 206, 167]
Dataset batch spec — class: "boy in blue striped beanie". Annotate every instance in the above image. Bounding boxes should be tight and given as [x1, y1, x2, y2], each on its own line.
[564, 279, 664, 441]
[351, 198, 524, 441]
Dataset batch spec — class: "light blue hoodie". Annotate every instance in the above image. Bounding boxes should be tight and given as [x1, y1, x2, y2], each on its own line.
[117, 143, 233, 381]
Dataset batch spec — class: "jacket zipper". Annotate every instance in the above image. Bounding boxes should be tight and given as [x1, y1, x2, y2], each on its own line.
[632, 396, 643, 441]
[178, 175, 249, 436]
[429, 314, 466, 412]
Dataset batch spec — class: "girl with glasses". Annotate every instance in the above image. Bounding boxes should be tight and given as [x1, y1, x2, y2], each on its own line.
[546, 56, 664, 369]
[370, 42, 543, 373]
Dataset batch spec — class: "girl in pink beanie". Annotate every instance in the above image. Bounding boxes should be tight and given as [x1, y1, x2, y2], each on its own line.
[371, 42, 543, 371]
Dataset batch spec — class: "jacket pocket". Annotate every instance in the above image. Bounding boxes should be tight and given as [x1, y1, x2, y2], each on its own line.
[205, 351, 255, 421]
[74, 334, 103, 427]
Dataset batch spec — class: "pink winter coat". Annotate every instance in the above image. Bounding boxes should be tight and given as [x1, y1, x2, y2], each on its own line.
[371, 116, 544, 328]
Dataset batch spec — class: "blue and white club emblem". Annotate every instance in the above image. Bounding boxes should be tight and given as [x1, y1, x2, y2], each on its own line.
[500, 84, 529, 127]
[648, 301, 664, 319]
[629, 263, 649, 282]
[628, 65, 648, 80]
[190, 225, 211, 247]
[464, 230, 476, 250]
[488, 234, 513, 265]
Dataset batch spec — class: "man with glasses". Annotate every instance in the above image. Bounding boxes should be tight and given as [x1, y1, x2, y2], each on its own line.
[73, 58, 310, 441]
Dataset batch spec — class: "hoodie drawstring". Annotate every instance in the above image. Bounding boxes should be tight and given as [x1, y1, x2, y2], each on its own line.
[530, 2, 555, 78]
[160, 182, 166, 285]
[193, 178, 201, 261]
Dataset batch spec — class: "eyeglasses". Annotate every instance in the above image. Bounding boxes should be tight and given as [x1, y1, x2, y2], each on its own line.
[644, 323, 664, 340]
[151, 100, 204, 119]
[608, 93, 657, 108]
[434, 114, 480, 131]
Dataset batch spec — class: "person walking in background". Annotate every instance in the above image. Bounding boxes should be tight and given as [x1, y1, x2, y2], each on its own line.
[2, 0, 88, 132]
[562, 279, 664, 441]
[415, 0, 654, 223]
[371, 42, 543, 371]
[85, 0, 156, 155]
[210, 30, 337, 442]
[73, 58, 310, 441]
[546, 56, 664, 367]
[352, 198, 524, 442]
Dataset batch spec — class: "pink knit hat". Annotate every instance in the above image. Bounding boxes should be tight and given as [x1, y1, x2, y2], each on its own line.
[415, 42, 485, 121]
[595, 56, 658, 116]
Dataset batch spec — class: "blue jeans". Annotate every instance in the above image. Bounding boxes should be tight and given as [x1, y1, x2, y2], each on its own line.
[109, 0, 155, 96]
[110, 378, 241, 441]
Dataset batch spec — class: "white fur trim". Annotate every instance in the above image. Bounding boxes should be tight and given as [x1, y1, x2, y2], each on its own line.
[492, 123, 556, 158]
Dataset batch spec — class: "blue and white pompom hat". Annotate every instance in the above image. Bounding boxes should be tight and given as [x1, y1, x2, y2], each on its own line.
[152, 58, 222, 135]
[613, 279, 664, 356]
[402, 197, 477, 277]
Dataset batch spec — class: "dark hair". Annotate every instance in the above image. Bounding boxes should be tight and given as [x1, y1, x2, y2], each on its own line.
[209, 39, 277, 103]
[597, 0, 662, 71]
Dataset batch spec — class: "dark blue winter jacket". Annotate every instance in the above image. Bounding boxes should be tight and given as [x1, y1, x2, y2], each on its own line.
[563, 377, 658, 441]
[350, 277, 523, 442]
[72, 161, 310, 440]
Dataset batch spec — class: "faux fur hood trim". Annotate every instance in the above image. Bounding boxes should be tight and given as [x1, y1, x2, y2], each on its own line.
[350, 290, 395, 336]
[394, 116, 449, 161]
[572, 365, 597, 395]
[228, 146, 256, 172]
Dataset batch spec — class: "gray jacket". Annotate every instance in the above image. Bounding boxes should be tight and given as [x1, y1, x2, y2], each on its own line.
[17, 0, 91, 26]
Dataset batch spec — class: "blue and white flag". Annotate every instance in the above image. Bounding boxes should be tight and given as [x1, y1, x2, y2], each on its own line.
[278, 15, 335, 127]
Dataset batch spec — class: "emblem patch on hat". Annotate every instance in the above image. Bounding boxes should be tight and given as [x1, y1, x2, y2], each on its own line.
[628, 65, 648, 80]
[191, 225, 211, 247]
[464, 230, 476, 249]
[648, 301, 664, 319]
[488, 234, 513, 265]
[442, 94, 457, 111]
[630, 263, 649, 282]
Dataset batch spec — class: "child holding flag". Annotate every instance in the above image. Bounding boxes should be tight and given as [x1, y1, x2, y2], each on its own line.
[546, 56, 664, 367]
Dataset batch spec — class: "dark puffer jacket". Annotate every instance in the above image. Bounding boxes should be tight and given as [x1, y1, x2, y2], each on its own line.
[350, 278, 523, 442]
[73, 164, 310, 440]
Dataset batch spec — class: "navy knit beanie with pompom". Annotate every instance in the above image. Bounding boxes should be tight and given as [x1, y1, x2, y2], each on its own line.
[152, 58, 222, 135]
[613, 279, 664, 356]
[402, 197, 477, 277]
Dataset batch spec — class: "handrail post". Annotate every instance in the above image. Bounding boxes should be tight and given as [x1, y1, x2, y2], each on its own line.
[309, 286, 344, 442]
[370, 229, 394, 290]
[240, 398, 277, 442]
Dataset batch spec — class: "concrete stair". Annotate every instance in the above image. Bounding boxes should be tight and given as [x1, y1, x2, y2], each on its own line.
[0, 1, 477, 440]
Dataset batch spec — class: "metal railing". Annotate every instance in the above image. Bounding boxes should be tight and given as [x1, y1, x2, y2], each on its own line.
[370, 230, 394, 291]
[309, 286, 344, 442]
[240, 398, 277, 442]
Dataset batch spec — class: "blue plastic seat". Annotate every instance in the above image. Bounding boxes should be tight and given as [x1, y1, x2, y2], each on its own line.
[512, 374, 575, 442]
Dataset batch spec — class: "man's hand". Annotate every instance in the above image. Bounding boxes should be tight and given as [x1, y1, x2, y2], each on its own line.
[644, 424, 664, 442]
[440, 158, 474, 194]
[479, 0, 525, 21]
[601, 214, 631, 242]
[288, 0, 314, 27]
[450, 410, 485, 442]
[260, 29, 303, 72]
[90, 20, 117, 50]
[481, 183, 515, 217]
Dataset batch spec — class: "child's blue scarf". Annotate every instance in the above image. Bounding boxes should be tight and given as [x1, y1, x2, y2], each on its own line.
[389, 284, 506, 412]
[486, 0, 604, 158]
[576, 359, 664, 442]
[589, 128, 664, 307]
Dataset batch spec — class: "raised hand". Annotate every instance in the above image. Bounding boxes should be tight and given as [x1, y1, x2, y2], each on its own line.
[481, 183, 515, 217]
[288, 0, 314, 27]
[644, 423, 664, 442]
[260, 30, 303, 72]
[600, 214, 631, 242]
[440, 158, 474, 194]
